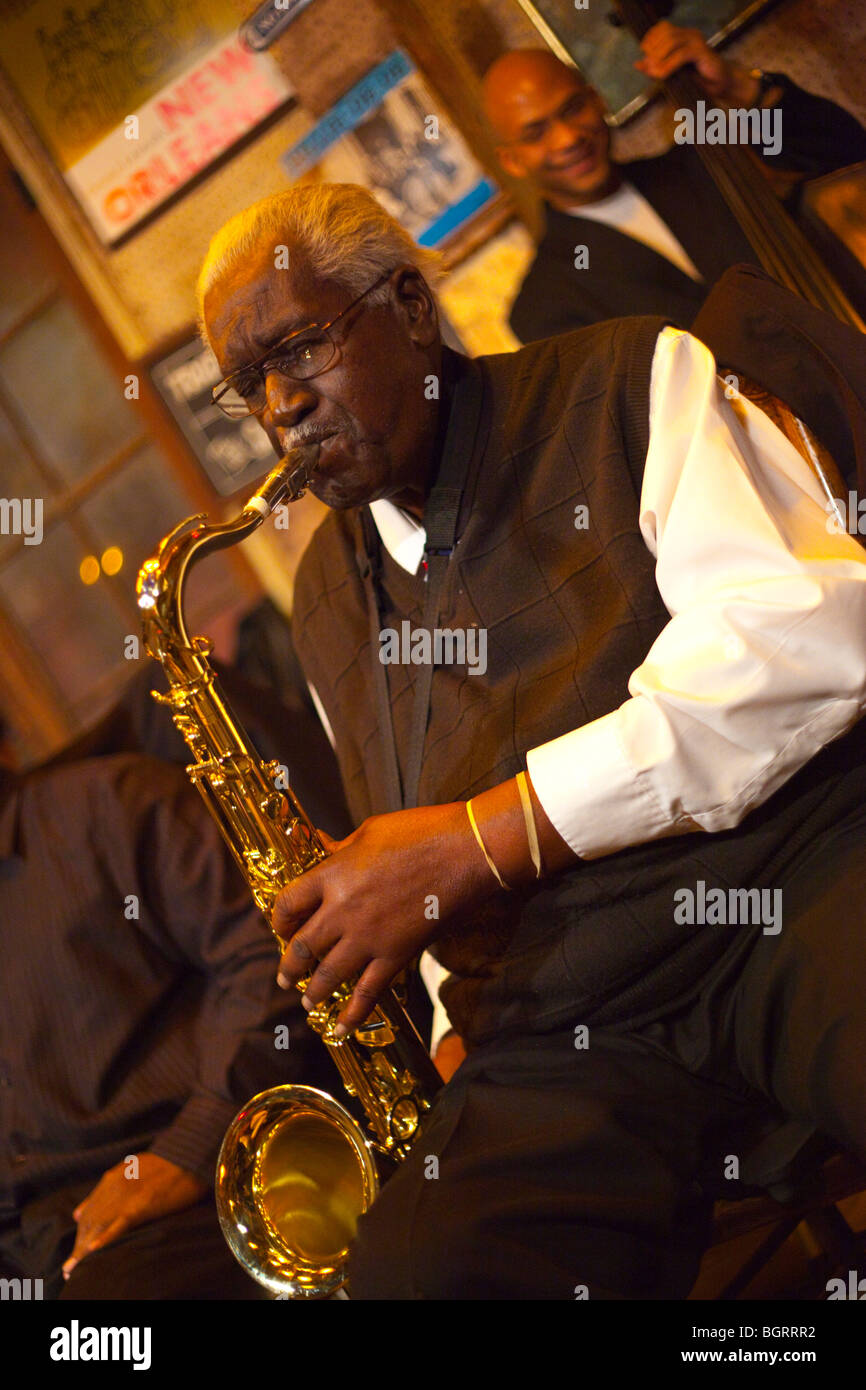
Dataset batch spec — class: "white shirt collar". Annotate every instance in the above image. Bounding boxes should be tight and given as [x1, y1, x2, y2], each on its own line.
[368, 498, 427, 575]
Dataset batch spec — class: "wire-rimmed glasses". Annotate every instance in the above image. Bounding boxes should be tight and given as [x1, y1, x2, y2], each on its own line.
[212, 271, 392, 419]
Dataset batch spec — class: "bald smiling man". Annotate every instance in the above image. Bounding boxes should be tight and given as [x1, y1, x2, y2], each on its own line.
[483, 22, 866, 342]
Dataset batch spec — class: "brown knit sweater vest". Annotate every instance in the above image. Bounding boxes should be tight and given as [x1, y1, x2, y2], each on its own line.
[293, 321, 866, 1044]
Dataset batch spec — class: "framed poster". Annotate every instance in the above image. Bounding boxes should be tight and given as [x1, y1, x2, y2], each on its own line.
[282, 50, 499, 252]
[150, 337, 276, 497]
[0, 0, 295, 243]
[513, 0, 783, 124]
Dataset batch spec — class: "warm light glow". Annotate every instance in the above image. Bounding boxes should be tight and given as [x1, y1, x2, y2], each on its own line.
[79, 555, 100, 585]
[101, 546, 123, 575]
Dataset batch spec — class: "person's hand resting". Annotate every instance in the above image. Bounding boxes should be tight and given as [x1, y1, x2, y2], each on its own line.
[62, 1153, 208, 1280]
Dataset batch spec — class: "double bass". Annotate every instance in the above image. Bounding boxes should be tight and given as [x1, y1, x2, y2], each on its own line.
[614, 0, 864, 330]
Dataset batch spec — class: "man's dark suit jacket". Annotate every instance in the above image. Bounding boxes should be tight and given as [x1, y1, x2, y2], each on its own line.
[509, 77, 866, 343]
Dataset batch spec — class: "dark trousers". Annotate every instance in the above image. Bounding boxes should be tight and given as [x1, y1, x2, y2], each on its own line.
[0, 1180, 265, 1300]
[349, 808, 866, 1300]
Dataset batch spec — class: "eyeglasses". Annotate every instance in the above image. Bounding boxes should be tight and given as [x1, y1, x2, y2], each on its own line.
[212, 271, 392, 419]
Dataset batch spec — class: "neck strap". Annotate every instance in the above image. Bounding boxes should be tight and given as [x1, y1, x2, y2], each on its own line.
[355, 359, 484, 811]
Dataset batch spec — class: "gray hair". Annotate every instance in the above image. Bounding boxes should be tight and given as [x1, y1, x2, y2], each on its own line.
[196, 182, 443, 343]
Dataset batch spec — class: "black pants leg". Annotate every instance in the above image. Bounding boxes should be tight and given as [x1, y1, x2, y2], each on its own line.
[350, 809, 866, 1301]
[731, 811, 866, 1161]
[348, 1031, 763, 1300]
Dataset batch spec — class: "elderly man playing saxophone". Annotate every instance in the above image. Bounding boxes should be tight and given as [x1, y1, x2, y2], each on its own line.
[197, 182, 866, 1300]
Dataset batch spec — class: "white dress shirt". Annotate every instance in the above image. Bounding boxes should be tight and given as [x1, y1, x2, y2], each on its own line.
[370, 327, 866, 861]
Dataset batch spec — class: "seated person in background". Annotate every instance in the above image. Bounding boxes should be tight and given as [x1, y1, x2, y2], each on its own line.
[0, 746, 338, 1299]
[52, 598, 354, 840]
[483, 20, 866, 342]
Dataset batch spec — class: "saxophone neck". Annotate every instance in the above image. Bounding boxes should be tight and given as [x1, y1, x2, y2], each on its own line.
[136, 444, 320, 655]
[248, 446, 322, 510]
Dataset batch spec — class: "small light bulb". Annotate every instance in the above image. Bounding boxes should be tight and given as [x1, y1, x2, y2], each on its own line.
[101, 545, 123, 575]
[79, 555, 100, 585]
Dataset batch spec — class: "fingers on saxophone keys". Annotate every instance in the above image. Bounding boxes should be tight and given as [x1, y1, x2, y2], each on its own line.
[277, 933, 315, 990]
[336, 963, 392, 1035]
[272, 872, 323, 941]
[299, 947, 359, 1015]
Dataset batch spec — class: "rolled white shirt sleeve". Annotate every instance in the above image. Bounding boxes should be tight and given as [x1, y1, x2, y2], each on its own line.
[527, 326, 866, 860]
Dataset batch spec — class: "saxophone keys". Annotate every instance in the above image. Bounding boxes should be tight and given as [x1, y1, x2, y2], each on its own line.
[387, 1096, 420, 1146]
[354, 1018, 396, 1047]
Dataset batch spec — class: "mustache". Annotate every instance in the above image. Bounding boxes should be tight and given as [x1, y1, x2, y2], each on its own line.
[548, 143, 594, 170]
[278, 417, 359, 450]
[282, 425, 335, 446]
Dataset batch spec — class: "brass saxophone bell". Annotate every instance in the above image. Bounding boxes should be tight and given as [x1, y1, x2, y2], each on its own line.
[216, 1085, 380, 1299]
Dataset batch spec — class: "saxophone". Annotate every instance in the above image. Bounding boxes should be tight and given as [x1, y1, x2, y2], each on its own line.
[136, 445, 441, 1298]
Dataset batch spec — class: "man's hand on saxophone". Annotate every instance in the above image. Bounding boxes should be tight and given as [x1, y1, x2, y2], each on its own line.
[273, 801, 490, 1032]
[272, 773, 578, 1033]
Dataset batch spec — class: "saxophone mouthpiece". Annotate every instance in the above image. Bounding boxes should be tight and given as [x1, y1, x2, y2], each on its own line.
[283, 441, 322, 502]
[245, 443, 321, 516]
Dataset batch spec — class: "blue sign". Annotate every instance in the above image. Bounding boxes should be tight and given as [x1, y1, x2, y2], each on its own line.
[417, 178, 498, 247]
[281, 50, 412, 178]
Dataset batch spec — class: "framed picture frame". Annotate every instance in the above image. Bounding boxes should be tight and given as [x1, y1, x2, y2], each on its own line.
[512, 0, 784, 125]
[281, 50, 506, 267]
[0, 0, 296, 245]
